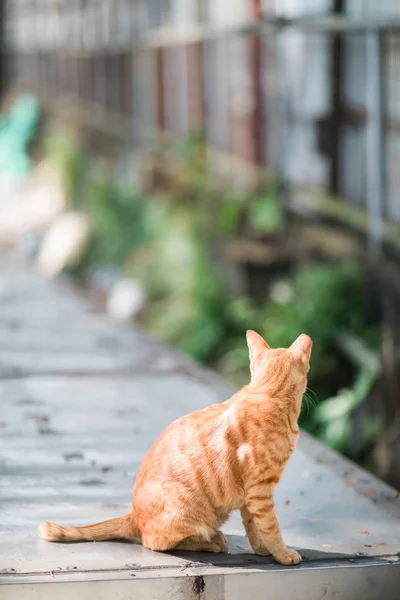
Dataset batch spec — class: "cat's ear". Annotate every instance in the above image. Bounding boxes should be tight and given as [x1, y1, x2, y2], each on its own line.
[290, 334, 312, 361]
[246, 330, 270, 370]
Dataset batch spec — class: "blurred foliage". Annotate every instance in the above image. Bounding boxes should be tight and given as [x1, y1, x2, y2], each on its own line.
[44, 128, 87, 204]
[126, 199, 229, 360]
[44, 130, 379, 460]
[219, 193, 246, 235]
[78, 177, 148, 267]
[219, 262, 366, 385]
[45, 130, 147, 267]
[313, 333, 380, 453]
[248, 191, 284, 234]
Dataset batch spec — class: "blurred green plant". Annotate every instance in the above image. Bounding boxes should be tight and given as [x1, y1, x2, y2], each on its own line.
[45, 130, 148, 268]
[219, 263, 366, 382]
[79, 176, 148, 268]
[125, 199, 230, 361]
[248, 189, 284, 234]
[313, 333, 379, 452]
[44, 128, 87, 205]
[44, 129, 380, 462]
[219, 193, 246, 235]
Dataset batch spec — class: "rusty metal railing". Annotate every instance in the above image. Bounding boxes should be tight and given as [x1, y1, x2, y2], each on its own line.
[5, 0, 400, 254]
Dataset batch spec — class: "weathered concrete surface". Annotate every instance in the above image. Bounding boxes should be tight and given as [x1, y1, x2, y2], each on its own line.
[0, 250, 399, 599]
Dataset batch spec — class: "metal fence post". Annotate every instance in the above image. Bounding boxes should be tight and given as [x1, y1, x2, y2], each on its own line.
[275, 24, 289, 208]
[0, 0, 5, 97]
[366, 30, 385, 259]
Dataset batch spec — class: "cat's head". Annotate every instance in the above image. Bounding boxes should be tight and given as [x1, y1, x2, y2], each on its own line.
[246, 330, 312, 404]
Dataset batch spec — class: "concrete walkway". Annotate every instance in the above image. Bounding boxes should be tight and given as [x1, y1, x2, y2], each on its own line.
[0, 251, 399, 599]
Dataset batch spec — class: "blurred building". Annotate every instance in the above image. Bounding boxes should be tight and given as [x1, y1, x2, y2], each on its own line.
[4, 0, 400, 231]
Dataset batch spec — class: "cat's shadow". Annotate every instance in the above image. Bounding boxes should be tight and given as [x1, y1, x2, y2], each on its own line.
[104, 535, 377, 569]
[168, 534, 374, 570]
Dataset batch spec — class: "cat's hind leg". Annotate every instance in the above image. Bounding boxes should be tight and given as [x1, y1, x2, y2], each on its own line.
[174, 531, 227, 553]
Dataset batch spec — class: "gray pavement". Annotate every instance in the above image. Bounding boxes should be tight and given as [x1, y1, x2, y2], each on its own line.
[0, 251, 399, 599]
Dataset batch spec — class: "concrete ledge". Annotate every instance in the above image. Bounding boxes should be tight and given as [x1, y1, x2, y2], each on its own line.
[0, 252, 399, 598]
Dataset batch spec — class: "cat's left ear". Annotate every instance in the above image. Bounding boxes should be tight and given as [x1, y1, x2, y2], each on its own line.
[290, 334, 312, 361]
[246, 330, 270, 370]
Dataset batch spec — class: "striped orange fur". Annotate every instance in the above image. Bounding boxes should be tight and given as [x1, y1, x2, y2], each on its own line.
[38, 330, 312, 565]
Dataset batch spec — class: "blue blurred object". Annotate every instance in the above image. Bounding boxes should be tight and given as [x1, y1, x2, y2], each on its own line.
[0, 94, 39, 182]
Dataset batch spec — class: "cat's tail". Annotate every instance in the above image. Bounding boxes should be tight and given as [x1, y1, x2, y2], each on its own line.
[37, 513, 138, 542]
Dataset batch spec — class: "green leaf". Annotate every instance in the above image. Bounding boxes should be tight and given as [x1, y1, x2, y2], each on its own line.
[248, 194, 284, 233]
[219, 194, 245, 235]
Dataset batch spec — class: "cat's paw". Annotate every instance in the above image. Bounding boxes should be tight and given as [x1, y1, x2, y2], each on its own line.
[208, 543, 224, 552]
[212, 531, 228, 553]
[274, 548, 301, 565]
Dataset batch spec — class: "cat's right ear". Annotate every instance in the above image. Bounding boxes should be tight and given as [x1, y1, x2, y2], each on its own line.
[246, 330, 270, 372]
[290, 334, 312, 361]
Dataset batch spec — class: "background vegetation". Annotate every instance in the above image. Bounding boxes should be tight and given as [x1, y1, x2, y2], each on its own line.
[45, 129, 380, 468]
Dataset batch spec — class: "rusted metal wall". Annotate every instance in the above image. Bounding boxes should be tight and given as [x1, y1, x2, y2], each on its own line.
[4, 0, 400, 234]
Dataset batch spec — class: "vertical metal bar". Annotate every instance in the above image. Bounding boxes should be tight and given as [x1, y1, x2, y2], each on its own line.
[155, 47, 165, 130]
[180, 44, 189, 135]
[0, 0, 6, 97]
[187, 41, 205, 133]
[94, 2, 107, 108]
[250, 0, 264, 165]
[275, 25, 289, 207]
[366, 30, 384, 258]
[329, 0, 344, 194]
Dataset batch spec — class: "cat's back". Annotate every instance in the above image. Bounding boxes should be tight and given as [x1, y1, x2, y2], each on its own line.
[134, 399, 230, 487]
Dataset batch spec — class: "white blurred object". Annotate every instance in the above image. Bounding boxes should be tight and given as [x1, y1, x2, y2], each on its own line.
[106, 278, 145, 321]
[0, 162, 66, 244]
[269, 280, 293, 305]
[37, 212, 90, 277]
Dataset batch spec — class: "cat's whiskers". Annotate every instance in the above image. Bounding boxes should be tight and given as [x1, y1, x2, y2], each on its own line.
[306, 387, 318, 406]
[301, 390, 314, 417]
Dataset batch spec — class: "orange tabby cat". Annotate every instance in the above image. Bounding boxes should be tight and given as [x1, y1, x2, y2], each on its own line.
[38, 330, 312, 565]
